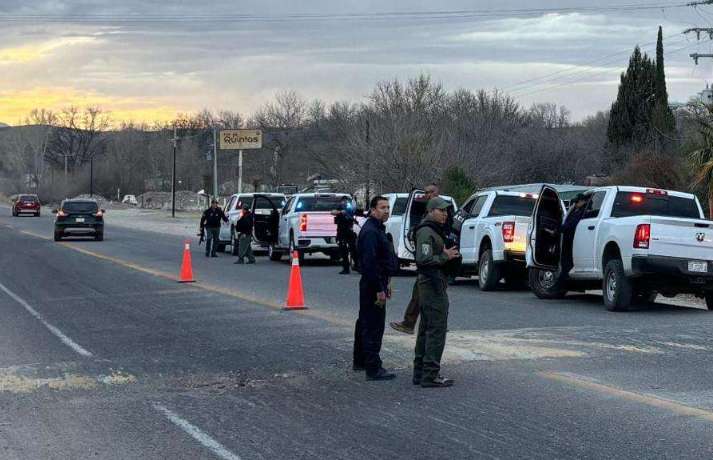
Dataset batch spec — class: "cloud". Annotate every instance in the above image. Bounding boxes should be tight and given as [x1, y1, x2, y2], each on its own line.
[0, 36, 96, 63]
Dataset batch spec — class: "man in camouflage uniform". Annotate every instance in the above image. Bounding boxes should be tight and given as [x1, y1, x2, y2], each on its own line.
[413, 197, 460, 388]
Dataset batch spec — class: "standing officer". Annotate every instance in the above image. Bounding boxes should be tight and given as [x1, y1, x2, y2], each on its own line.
[332, 196, 359, 275]
[390, 183, 441, 334]
[234, 203, 256, 264]
[199, 199, 228, 258]
[413, 197, 460, 388]
[353, 196, 399, 381]
[559, 193, 588, 282]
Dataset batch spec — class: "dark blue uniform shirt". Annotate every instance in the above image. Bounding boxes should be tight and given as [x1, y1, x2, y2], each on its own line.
[357, 217, 398, 292]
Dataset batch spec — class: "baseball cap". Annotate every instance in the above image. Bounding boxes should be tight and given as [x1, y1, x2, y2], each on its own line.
[427, 197, 450, 211]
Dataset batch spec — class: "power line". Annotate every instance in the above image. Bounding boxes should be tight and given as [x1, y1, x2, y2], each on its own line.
[0, 3, 694, 24]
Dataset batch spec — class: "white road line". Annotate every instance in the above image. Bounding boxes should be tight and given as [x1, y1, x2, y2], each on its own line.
[0, 281, 93, 358]
[153, 403, 242, 460]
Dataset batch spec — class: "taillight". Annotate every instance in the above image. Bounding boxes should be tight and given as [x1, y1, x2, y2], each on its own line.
[634, 224, 650, 249]
[300, 214, 308, 232]
[502, 222, 515, 243]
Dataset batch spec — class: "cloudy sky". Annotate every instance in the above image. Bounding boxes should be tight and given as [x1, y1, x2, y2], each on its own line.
[0, 0, 712, 124]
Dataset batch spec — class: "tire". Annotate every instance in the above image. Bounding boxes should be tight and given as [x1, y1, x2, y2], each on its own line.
[95, 231, 104, 242]
[603, 259, 633, 312]
[230, 227, 240, 256]
[478, 249, 501, 291]
[705, 293, 713, 310]
[268, 244, 282, 261]
[54, 230, 62, 241]
[528, 268, 567, 300]
[289, 236, 305, 264]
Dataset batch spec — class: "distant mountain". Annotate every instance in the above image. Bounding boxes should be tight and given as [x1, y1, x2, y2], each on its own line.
[0, 122, 8, 128]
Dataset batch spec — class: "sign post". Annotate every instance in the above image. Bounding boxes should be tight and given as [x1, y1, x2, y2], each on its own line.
[219, 129, 263, 194]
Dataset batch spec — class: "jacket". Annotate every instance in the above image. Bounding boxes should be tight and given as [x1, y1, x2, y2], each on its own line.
[357, 217, 398, 292]
[200, 207, 228, 229]
[415, 216, 450, 281]
[335, 208, 356, 241]
[236, 212, 254, 236]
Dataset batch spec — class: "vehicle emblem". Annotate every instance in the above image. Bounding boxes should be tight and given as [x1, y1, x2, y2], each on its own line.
[696, 233, 706, 242]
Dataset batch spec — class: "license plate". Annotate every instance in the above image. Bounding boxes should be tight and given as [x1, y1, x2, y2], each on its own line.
[688, 261, 708, 273]
[75, 217, 85, 223]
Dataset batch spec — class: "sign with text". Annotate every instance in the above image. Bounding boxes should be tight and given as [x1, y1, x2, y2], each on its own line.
[219, 129, 263, 150]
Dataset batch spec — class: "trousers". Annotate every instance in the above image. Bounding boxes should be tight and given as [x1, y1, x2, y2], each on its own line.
[353, 278, 386, 375]
[205, 227, 220, 256]
[414, 275, 449, 382]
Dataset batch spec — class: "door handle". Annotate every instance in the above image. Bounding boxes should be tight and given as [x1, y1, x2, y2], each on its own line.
[588, 226, 595, 230]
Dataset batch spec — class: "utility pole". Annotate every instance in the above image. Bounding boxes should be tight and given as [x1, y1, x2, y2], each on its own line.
[89, 155, 94, 197]
[238, 149, 243, 193]
[365, 118, 370, 208]
[212, 127, 219, 200]
[685, 4, 713, 86]
[688, 0, 713, 6]
[683, 28, 713, 40]
[171, 125, 177, 218]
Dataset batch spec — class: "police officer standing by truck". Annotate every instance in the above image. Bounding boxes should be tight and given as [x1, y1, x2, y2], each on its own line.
[234, 203, 256, 264]
[332, 196, 359, 275]
[199, 199, 228, 258]
[353, 196, 399, 381]
[413, 197, 460, 388]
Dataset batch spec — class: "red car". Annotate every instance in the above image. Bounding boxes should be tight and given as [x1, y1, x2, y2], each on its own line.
[12, 194, 41, 217]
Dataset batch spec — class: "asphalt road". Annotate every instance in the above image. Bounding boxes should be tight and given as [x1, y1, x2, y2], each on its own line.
[3, 211, 713, 459]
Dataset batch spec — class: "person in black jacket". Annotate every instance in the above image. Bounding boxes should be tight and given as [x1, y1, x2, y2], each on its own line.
[559, 193, 588, 282]
[234, 203, 256, 264]
[200, 199, 228, 257]
[353, 195, 399, 381]
[332, 196, 359, 274]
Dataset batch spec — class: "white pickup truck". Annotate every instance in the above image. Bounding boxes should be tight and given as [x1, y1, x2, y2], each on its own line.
[267, 193, 358, 262]
[528, 185, 713, 311]
[393, 189, 458, 266]
[218, 193, 286, 255]
[453, 190, 537, 290]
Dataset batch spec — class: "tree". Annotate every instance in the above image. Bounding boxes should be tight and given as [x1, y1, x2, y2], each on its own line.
[442, 166, 476, 205]
[688, 103, 713, 218]
[44, 107, 110, 171]
[651, 26, 677, 149]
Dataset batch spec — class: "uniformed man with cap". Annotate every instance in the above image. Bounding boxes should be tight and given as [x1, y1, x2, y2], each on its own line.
[199, 199, 228, 258]
[413, 196, 460, 388]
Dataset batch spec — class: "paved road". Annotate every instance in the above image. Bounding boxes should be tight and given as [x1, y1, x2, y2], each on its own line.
[3, 212, 713, 459]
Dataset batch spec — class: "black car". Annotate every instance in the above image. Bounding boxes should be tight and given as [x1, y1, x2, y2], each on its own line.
[53, 199, 105, 241]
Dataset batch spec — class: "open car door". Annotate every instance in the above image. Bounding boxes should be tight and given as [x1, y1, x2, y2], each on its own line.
[402, 189, 426, 254]
[529, 185, 563, 271]
[251, 194, 280, 245]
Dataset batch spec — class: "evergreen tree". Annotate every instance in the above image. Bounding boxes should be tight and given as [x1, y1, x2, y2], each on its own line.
[652, 26, 677, 147]
[607, 46, 657, 149]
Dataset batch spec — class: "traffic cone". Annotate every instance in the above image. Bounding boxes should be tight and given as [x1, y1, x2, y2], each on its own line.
[178, 240, 196, 283]
[284, 250, 307, 310]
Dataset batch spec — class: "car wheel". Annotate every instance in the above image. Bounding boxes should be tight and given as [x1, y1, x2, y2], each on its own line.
[54, 230, 62, 241]
[230, 227, 240, 256]
[268, 244, 282, 261]
[528, 268, 567, 299]
[705, 293, 713, 311]
[603, 259, 633, 312]
[478, 249, 500, 291]
[95, 231, 104, 241]
[288, 238, 305, 264]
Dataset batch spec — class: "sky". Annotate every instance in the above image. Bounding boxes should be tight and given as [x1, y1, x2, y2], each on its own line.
[1, 0, 713, 125]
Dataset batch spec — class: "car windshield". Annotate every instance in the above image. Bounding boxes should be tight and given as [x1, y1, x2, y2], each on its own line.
[488, 195, 536, 217]
[19, 195, 38, 202]
[254, 196, 285, 210]
[236, 197, 254, 210]
[63, 201, 98, 213]
[611, 192, 701, 219]
[296, 196, 352, 212]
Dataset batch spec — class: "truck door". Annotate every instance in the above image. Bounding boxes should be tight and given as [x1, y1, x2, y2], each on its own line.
[572, 190, 605, 274]
[529, 186, 563, 270]
[251, 195, 280, 245]
[458, 194, 489, 265]
[402, 189, 426, 255]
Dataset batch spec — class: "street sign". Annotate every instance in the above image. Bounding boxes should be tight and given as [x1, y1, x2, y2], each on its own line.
[219, 129, 262, 150]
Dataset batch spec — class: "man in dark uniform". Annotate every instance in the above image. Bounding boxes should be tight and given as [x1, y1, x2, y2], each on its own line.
[390, 183, 441, 334]
[332, 196, 358, 275]
[413, 197, 460, 388]
[559, 193, 588, 282]
[353, 195, 399, 381]
[199, 199, 228, 258]
[234, 203, 256, 264]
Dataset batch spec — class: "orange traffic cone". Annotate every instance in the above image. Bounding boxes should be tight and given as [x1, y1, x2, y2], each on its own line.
[284, 251, 307, 310]
[178, 240, 196, 283]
